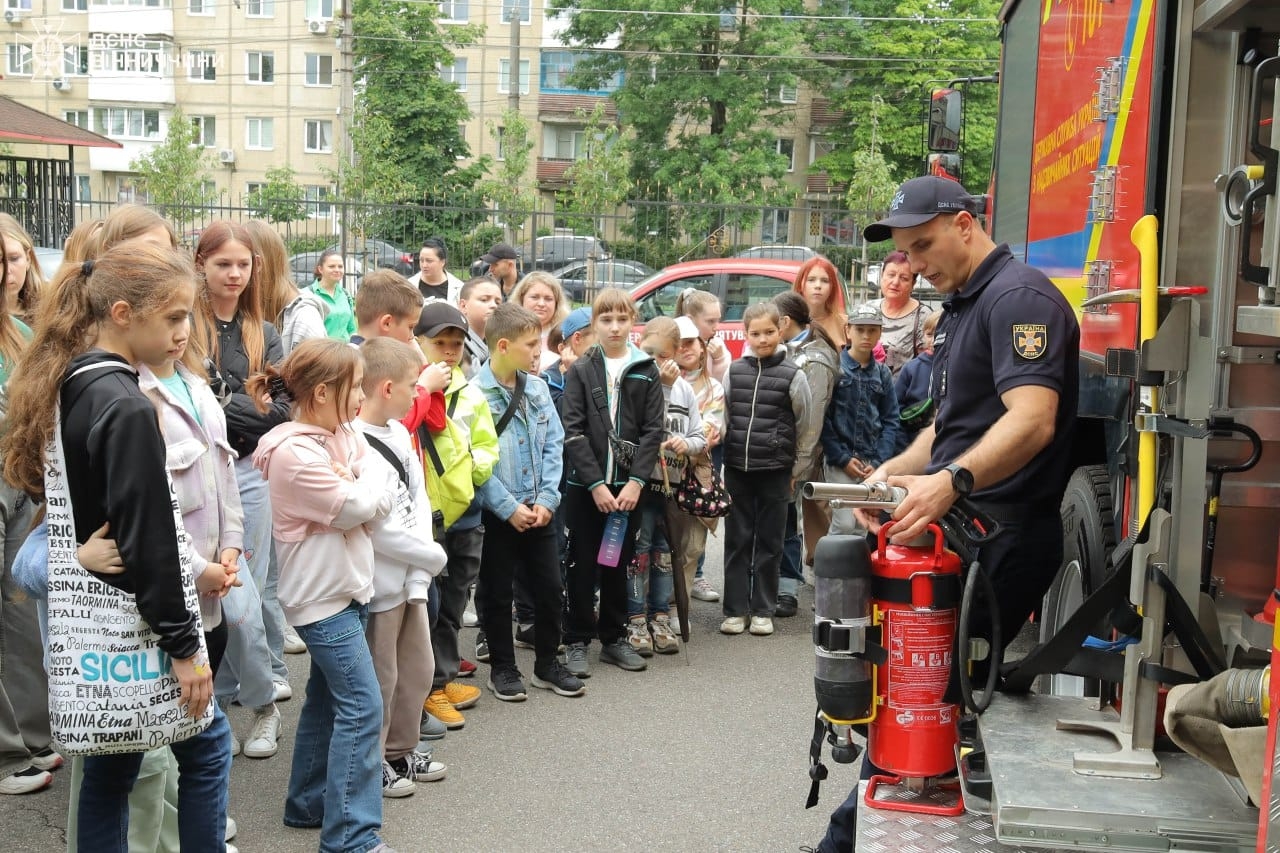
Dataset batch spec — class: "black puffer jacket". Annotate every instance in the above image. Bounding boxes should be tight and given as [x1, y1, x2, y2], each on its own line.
[60, 351, 202, 660]
[724, 351, 801, 473]
[209, 315, 290, 456]
[562, 343, 665, 489]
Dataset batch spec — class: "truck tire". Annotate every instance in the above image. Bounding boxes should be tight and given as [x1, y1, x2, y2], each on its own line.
[1037, 465, 1116, 696]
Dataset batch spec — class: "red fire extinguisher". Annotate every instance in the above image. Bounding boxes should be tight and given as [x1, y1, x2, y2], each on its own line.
[865, 520, 964, 816]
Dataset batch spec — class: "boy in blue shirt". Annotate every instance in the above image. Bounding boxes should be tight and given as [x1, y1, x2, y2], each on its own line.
[472, 304, 586, 701]
[821, 303, 901, 535]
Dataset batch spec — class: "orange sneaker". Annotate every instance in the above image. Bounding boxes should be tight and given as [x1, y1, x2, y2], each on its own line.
[442, 681, 481, 710]
[424, 690, 465, 729]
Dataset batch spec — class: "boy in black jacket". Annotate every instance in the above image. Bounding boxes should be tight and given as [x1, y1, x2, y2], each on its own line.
[560, 288, 665, 676]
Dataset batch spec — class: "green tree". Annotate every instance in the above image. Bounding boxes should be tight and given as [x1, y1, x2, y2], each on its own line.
[811, 0, 1000, 193]
[477, 110, 538, 245]
[549, 0, 809, 240]
[244, 165, 308, 224]
[129, 107, 211, 221]
[559, 103, 634, 235]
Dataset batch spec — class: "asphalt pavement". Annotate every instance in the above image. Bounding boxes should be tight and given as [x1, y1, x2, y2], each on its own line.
[0, 532, 843, 852]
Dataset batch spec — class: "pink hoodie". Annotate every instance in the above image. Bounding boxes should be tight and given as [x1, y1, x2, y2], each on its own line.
[252, 421, 395, 626]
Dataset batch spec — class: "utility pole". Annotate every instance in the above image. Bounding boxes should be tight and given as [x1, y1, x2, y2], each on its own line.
[338, 0, 356, 254]
[507, 1, 521, 114]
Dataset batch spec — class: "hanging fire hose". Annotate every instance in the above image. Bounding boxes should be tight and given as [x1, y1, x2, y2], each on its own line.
[800, 481, 1000, 813]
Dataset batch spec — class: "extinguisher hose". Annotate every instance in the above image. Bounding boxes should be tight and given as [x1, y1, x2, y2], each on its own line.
[957, 559, 1001, 713]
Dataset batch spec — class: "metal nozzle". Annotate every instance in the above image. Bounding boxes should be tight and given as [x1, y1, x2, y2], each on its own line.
[801, 481, 907, 509]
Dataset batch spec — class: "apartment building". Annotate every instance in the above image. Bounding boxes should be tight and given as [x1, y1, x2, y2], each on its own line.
[1, 0, 841, 241]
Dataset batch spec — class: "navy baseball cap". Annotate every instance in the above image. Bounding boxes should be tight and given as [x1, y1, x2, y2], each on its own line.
[863, 176, 980, 243]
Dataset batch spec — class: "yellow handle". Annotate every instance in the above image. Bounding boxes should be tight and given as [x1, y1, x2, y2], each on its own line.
[1131, 214, 1159, 531]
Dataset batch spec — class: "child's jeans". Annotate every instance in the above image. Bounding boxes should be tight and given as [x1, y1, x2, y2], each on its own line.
[285, 602, 385, 853]
[626, 486, 673, 620]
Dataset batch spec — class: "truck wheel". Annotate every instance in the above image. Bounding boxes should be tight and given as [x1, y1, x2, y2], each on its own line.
[1037, 465, 1116, 696]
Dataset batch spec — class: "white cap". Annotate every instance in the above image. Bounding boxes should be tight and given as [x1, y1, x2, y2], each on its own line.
[675, 316, 701, 339]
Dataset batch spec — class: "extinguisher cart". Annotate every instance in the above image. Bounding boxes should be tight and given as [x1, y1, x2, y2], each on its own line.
[836, 0, 1280, 847]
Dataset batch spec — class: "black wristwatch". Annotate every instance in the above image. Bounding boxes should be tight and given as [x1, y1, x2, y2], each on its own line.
[945, 463, 974, 497]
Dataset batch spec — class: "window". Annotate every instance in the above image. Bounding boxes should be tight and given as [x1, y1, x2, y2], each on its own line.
[719, 6, 736, 30]
[201, 179, 217, 199]
[191, 114, 216, 147]
[500, 0, 529, 23]
[246, 51, 274, 83]
[63, 0, 88, 11]
[761, 208, 790, 244]
[723, 273, 789, 321]
[74, 175, 90, 201]
[304, 0, 332, 18]
[304, 119, 333, 153]
[187, 0, 212, 14]
[187, 49, 216, 81]
[304, 184, 333, 218]
[6, 44, 32, 76]
[456, 124, 467, 159]
[304, 53, 332, 86]
[245, 181, 264, 197]
[116, 176, 150, 205]
[497, 58, 530, 95]
[438, 0, 466, 21]
[246, 117, 274, 149]
[245, 0, 272, 15]
[544, 126, 585, 160]
[64, 45, 89, 76]
[636, 278, 712, 323]
[89, 0, 168, 6]
[495, 126, 506, 161]
[63, 109, 89, 128]
[5, 0, 32, 9]
[439, 58, 466, 91]
[100, 40, 164, 75]
[93, 107, 161, 140]
[778, 83, 798, 104]
[776, 138, 795, 172]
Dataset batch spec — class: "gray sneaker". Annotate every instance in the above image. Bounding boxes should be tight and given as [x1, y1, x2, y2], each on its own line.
[600, 639, 647, 672]
[563, 642, 591, 678]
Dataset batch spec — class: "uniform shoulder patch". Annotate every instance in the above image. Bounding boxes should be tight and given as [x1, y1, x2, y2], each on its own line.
[1012, 323, 1047, 360]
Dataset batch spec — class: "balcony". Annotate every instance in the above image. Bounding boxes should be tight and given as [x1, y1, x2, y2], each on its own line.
[805, 173, 847, 196]
[538, 94, 616, 124]
[89, 139, 158, 172]
[536, 158, 573, 188]
[808, 97, 844, 128]
[87, 6, 174, 37]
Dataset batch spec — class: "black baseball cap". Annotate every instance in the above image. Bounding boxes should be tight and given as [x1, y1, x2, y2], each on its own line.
[863, 176, 980, 243]
[480, 243, 518, 264]
[414, 300, 468, 337]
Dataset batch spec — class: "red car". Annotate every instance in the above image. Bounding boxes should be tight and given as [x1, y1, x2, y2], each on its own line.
[628, 258, 819, 358]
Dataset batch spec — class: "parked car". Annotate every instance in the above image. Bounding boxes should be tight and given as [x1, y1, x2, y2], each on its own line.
[34, 246, 64, 278]
[734, 245, 818, 262]
[525, 235, 610, 272]
[289, 252, 364, 290]
[551, 259, 655, 303]
[630, 258, 851, 358]
[327, 239, 415, 277]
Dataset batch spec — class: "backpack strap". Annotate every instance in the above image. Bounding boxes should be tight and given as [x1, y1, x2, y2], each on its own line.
[364, 434, 410, 491]
[416, 423, 445, 477]
[494, 371, 526, 437]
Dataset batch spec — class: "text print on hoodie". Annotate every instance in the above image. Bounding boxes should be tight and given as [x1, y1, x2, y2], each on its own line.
[253, 421, 395, 627]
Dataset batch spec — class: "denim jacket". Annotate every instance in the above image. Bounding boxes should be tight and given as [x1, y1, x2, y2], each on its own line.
[821, 349, 900, 470]
[472, 363, 564, 520]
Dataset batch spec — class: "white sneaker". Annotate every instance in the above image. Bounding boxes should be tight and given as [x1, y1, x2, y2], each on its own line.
[225, 816, 238, 842]
[243, 706, 281, 758]
[719, 616, 746, 635]
[226, 845, 238, 853]
[29, 748, 63, 772]
[282, 626, 307, 655]
[381, 760, 416, 798]
[396, 751, 446, 782]
[229, 731, 241, 757]
[0, 766, 52, 795]
[692, 578, 721, 601]
[749, 616, 774, 636]
[462, 606, 479, 628]
[273, 680, 293, 702]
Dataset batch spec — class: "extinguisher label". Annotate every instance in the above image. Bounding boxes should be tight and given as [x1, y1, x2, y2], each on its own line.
[884, 609, 955, 716]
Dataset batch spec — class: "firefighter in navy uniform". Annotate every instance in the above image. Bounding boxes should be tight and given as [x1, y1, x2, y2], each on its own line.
[814, 175, 1080, 853]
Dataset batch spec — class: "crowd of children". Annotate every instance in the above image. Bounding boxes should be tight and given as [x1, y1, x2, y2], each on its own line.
[0, 208, 937, 851]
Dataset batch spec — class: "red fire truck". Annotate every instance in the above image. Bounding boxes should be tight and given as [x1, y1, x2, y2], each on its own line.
[852, 0, 1280, 848]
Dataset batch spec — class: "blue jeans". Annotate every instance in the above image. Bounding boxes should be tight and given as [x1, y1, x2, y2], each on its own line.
[285, 602, 385, 853]
[78, 704, 232, 853]
[626, 488, 673, 620]
[234, 456, 288, 682]
[214, 561, 278, 709]
[779, 501, 804, 597]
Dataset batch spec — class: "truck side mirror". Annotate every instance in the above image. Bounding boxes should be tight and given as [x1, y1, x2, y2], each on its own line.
[928, 89, 963, 152]
[927, 153, 963, 181]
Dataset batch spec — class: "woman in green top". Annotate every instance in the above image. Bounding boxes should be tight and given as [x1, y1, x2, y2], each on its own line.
[310, 249, 356, 341]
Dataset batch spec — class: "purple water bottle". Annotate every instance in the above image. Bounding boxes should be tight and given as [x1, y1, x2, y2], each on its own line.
[598, 511, 628, 567]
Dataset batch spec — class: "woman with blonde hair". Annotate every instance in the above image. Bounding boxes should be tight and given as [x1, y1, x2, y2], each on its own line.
[510, 271, 569, 371]
[245, 220, 327, 356]
[0, 214, 45, 323]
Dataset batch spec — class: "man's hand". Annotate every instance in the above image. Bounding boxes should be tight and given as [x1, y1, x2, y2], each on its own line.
[876, 470, 957, 543]
[171, 652, 213, 719]
[507, 503, 537, 532]
[76, 523, 123, 574]
[530, 505, 553, 528]
[417, 362, 452, 394]
[591, 484, 619, 513]
[616, 480, 643, 511]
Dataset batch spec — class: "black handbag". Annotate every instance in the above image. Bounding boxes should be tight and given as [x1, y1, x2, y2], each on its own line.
[673, 457, 732, 518]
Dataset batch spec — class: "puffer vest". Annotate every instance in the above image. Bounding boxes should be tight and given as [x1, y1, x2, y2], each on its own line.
[724, 351, 798, 472]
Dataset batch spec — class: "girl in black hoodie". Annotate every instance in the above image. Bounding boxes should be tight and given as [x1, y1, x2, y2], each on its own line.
[2, 241, 231, 851]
